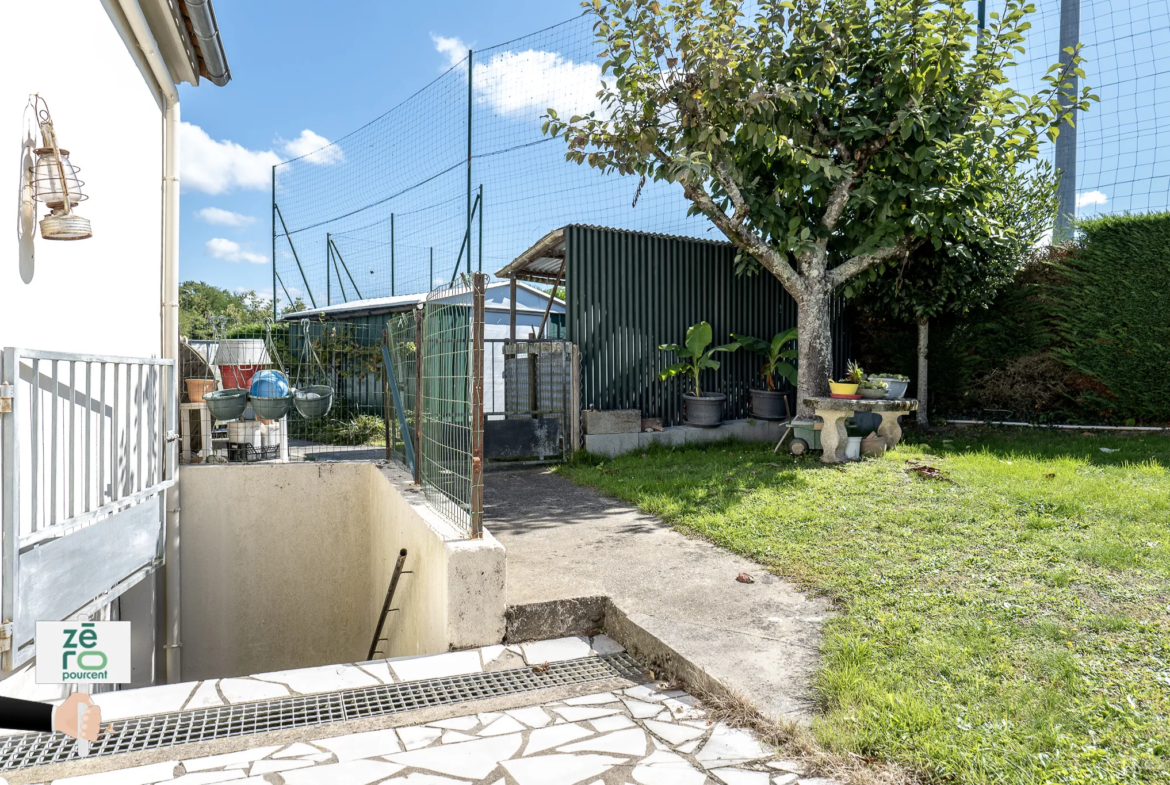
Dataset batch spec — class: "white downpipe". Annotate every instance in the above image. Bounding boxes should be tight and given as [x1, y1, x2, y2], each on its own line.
[115, 0, 182, 683]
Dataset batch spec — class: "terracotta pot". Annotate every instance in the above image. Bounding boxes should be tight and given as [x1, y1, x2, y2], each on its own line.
[186, 379, 216, 402]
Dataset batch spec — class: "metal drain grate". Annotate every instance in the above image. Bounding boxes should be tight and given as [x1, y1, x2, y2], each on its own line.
[0, 653, 644, 773]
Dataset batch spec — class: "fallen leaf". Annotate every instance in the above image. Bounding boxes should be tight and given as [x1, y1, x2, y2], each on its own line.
[531, 662, 551, 674]
[736, 573, 755, 584]
[906, 464, 954, 483]
[1045, 473, 1056, 479]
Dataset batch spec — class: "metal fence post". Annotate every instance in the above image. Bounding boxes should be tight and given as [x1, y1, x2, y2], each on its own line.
[383, 328, 391, 461]
[1, 349, 21, 671]
[413, 307, 424, 485]
[470, 273, 486, 539]
[1055, 0, 1081, 239]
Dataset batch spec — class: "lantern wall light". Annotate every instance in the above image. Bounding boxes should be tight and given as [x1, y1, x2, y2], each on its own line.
[26, 95, 91, 241]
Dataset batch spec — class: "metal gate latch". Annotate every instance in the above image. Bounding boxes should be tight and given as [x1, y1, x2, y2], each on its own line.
[0, 384, 12, 414]
[0, 622, 13, 653]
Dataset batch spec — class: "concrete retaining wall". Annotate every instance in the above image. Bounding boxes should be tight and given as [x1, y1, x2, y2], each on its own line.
[584, 418, 786, 458]
[180, 462, 505, 681]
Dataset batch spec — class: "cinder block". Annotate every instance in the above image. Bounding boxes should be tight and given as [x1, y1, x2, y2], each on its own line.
[585, 431, 642, 458]
[582, 409, 642, 435]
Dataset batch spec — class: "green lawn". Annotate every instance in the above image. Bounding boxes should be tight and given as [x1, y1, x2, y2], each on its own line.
[558, 428, 1170, 784]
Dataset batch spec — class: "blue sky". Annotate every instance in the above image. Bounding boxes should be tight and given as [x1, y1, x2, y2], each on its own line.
[177, 0, 583, 301]
[178, 0, 1170, 307]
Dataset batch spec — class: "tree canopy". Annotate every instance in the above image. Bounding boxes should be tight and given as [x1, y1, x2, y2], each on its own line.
[545, 0, 1093, 408]
[179, 281, 306, 339]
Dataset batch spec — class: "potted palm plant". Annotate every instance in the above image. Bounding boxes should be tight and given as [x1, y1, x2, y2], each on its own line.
[660, 321, 739, 427]
[731, 328, 797, 420]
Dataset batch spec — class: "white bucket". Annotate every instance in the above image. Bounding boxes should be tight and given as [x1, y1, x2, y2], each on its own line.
[846, 436, 863, 461]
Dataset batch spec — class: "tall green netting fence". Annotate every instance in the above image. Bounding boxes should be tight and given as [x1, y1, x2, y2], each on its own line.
[273, 1, 1170, 316]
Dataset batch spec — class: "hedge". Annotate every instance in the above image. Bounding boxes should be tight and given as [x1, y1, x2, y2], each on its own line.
[851, 212, 1170, 424]
[1051, 212, 1170, 422]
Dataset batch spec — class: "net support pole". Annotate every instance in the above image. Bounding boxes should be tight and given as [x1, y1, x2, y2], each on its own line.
[274, 202, 317, 309]
[478, 184, 483, 273]
[1054, 0, 1080, 240]
[271, 166, 277, 320]
[326, 232, 332, 306]
[429, 248, 433, 291]
[391, 213, 395, 297]
[466, 49, 474, 277]
[470, 273, 486, 539]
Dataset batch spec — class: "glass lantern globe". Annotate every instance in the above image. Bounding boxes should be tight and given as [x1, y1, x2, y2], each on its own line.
[32, 147, 86, 209]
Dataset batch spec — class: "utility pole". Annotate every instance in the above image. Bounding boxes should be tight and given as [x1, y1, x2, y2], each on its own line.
[1054, 0, 1080, 240]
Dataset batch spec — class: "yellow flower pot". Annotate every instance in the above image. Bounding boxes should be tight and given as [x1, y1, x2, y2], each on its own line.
[829, 381, 859, 396]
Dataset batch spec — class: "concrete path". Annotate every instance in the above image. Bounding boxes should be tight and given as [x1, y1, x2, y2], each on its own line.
[485, 468, 832, 725]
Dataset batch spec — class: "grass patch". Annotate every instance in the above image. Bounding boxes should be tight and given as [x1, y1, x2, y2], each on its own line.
[558, 427, 1170, 784]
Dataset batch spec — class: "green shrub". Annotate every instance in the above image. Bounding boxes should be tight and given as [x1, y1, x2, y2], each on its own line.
[319, 414, 385, 446]
[1051, 212, 1170, 422]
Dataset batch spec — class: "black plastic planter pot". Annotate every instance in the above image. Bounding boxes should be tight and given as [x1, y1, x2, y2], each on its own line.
[749, 389, 787, 420]
[683, 393, 726, 427]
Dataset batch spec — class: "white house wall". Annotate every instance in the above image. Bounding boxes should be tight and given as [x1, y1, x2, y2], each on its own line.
[1, 1, 164, 358]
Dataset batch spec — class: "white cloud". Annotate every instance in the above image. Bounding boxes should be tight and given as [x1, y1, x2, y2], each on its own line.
[180, 122, 281, 195]
[196, 207, 256, 228]
[280, 129, 344, 165]
[476, 49, 603, 117]
[432, 34, 467, 70]
[206, 237, 268, 265]
[1076, 190, 1107, 208]
[432, 34, 603, 118]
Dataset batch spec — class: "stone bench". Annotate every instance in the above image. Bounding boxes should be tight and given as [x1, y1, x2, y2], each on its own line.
[801, 397, 919, 464]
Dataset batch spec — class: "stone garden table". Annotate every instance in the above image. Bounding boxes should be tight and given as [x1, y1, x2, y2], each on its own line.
[801, 397, 919, 464]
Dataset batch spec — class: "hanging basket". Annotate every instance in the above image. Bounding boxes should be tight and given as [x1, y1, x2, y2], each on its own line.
[250, 394, 293, 422]
[204, 389, 248, 421]
[294, 384, 334, 420]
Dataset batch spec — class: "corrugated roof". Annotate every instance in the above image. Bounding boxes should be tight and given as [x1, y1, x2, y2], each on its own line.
[496, 224, 732, 281]
[279, 280, 560, 321]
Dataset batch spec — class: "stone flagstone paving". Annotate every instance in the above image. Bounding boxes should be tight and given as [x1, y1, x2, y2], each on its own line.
[21, 638, 841, 785]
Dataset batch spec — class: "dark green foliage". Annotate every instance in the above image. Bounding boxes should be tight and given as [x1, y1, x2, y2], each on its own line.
[180, 280, 307, 339]
[1051, 213, 1170, 421]
[853, 217, 1170, 424]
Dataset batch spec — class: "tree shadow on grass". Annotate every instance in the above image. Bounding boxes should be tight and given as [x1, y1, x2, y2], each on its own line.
[904, 425, 1170, 470]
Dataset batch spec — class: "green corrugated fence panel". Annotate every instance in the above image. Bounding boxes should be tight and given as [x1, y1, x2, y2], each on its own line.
[564, 225, 851, 428]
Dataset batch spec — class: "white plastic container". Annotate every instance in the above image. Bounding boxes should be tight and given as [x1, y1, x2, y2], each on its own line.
[846, 436, 863, 461]
[227, 420, 261, 445]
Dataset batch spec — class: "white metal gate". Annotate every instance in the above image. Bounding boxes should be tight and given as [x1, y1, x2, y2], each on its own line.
[0, 348, 176, 670]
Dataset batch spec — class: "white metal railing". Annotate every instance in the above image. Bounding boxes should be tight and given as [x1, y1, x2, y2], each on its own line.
[0, 348, 176, 669]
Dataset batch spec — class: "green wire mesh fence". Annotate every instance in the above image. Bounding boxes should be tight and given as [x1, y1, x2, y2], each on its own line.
[418, 274, 485, 538]
[180, 321, 388, 463]
[383, 311, 421, 475]
[180, 305, 486, 538]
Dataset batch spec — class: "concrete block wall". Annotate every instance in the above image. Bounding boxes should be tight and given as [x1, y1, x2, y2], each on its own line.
[584, 418, 787, 458]
[179, 462, 506, 681]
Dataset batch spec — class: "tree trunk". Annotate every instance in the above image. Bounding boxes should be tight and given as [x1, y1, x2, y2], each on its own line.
[916, 317, 929, 428]
[795, 284, 834, 418]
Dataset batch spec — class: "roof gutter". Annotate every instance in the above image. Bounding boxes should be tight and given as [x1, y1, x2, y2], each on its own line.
[183, 0, 231, 86]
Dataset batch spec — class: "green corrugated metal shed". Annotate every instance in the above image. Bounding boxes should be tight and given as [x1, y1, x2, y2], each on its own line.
[499, 225, 851, 427]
